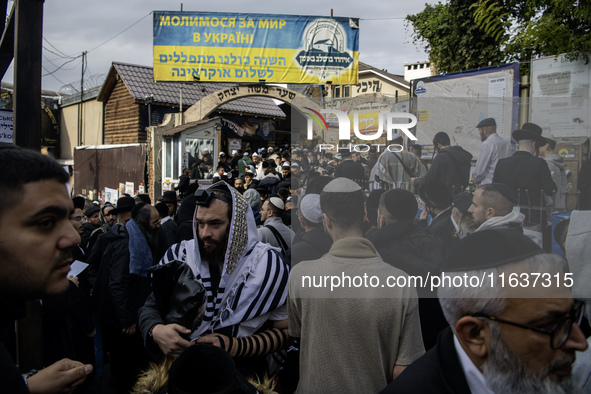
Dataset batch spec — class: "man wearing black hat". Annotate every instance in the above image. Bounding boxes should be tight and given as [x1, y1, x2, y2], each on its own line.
[94, 202, 163, 392]
[159, 190, 178, 218]
[472, 118, 512, 186]
[413, 131, 473, 195]
[450, 192, 477, 242]
[418, 180, 455, 248]
[87, 196, 136, 286]
[493, 123, 556, 251]
[82, 204, 101, 251]
[380, 229, 588, 394]
[469, 183, 525, 233]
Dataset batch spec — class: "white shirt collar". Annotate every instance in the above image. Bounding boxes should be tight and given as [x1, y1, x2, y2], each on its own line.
[453, 334, 495, 394]
[160, 216, 172, 224]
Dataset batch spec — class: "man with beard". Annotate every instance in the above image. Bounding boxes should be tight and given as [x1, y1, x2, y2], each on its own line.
[380, 229, 588, 394]
[139, 182, 289, 378]
[94, 203, 163, 392]
[469, 183, 525, 234]
[0, 144, 93, 393]
[451, 192, 478, 242]
[472, 118, 512, 186]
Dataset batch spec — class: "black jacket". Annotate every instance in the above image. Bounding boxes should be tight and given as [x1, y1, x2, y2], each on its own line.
[379, 328, 471, 394]
[415, 146, 473, 195]
[494, 151, 557, 209]
[426, 208, 456, 252]
[93, 225, 156, 329]
[291, 227, 333, 266]
[335, 159, 366, 185]
[369, 221, 448, 349]
[0, 295, 28, 393]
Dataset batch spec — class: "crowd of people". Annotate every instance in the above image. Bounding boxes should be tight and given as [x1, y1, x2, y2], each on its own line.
[2, 116, 591, 394]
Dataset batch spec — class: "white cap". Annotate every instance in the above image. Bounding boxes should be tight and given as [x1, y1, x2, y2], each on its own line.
[323, 178, 362, 193]
[269, 196, 285, 210]
[299, 194, 322, 224]
[252, 152, 259, 157]
[282, 162, 291, 167]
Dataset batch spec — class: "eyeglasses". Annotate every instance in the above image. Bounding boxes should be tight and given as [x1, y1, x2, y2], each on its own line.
[473, 299, 585, 349]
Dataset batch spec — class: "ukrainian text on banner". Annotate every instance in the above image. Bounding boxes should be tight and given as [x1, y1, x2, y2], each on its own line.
[153, 12, 359, 84]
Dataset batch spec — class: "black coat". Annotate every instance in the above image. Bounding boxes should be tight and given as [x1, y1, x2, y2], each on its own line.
[414, 146, 473, 195]
[291, 227, 333, 266]
[0, 295, 28, 393]
[93, 225, 157, 329]
[426, 208, 457, 253]
[369, 221, 449, 350]
[335, 159, 366, 185]
[493, 151, 557, 210]
[379, 327, 471, 394]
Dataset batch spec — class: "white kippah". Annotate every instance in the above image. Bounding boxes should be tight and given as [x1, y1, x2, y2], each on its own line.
[270, 196, 285, 211]
[299, 194, 322, 224]
[323, 177, 362, 193]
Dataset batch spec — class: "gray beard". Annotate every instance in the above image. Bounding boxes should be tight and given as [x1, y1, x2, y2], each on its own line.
[482, 324, 581, 394]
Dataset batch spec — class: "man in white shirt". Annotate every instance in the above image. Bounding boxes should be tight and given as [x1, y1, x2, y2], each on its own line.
[472, 118, 512, 186]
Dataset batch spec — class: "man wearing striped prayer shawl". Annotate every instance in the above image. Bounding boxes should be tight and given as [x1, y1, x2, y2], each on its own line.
[139, 181, 289, 377]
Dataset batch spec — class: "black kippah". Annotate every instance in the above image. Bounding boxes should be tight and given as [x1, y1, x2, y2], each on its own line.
[384, 189, 418, 221]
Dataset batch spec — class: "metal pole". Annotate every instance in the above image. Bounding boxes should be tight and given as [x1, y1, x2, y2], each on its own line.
[14, 0, 44, 150]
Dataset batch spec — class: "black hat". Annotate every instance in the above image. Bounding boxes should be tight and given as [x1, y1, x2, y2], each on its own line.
[111, 196, 135, 215]
[513, 122, 546, 145]
[452, 192, 473, 214]
[419, 180, 452, 209]
[442, 228, 543, 271]
[84, 205, 100, 217]
[488, 182, 517, 205]
[72, 196, 85, 211]
[522, 122, 543, 135]
[383, 189, 418, 221]
[168, 344, 257, 394]
[477, 118, 496, 128]
[160, 190, 178, 203]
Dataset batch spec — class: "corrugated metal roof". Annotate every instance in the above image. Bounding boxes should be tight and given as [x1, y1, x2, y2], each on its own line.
[107, 62, 285, 118]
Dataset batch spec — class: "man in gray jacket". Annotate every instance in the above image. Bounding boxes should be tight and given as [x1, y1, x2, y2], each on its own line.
[539, 138, 567, 211]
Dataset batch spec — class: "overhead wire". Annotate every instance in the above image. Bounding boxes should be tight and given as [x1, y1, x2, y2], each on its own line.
[87, 11, 152, 53]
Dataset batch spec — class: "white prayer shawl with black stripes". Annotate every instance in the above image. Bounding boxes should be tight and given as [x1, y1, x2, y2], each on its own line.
[159, 181, 289, 339]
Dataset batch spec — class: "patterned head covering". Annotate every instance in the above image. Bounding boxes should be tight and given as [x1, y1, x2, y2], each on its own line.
[192, 181, 259, 276]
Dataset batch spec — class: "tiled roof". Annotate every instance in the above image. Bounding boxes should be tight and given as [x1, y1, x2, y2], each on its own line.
[100, 62, 285, 118]
[358, 62, 409, 88]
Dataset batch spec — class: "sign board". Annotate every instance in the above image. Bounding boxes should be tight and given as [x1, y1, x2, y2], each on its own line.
[125, 182, 135, 195]
[104, 187, 118, 204]
[0, 109, 13, 143]
[530, 54, 591, 138]
[153, 11, 359, 84]
[412, 63, 520, 159]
